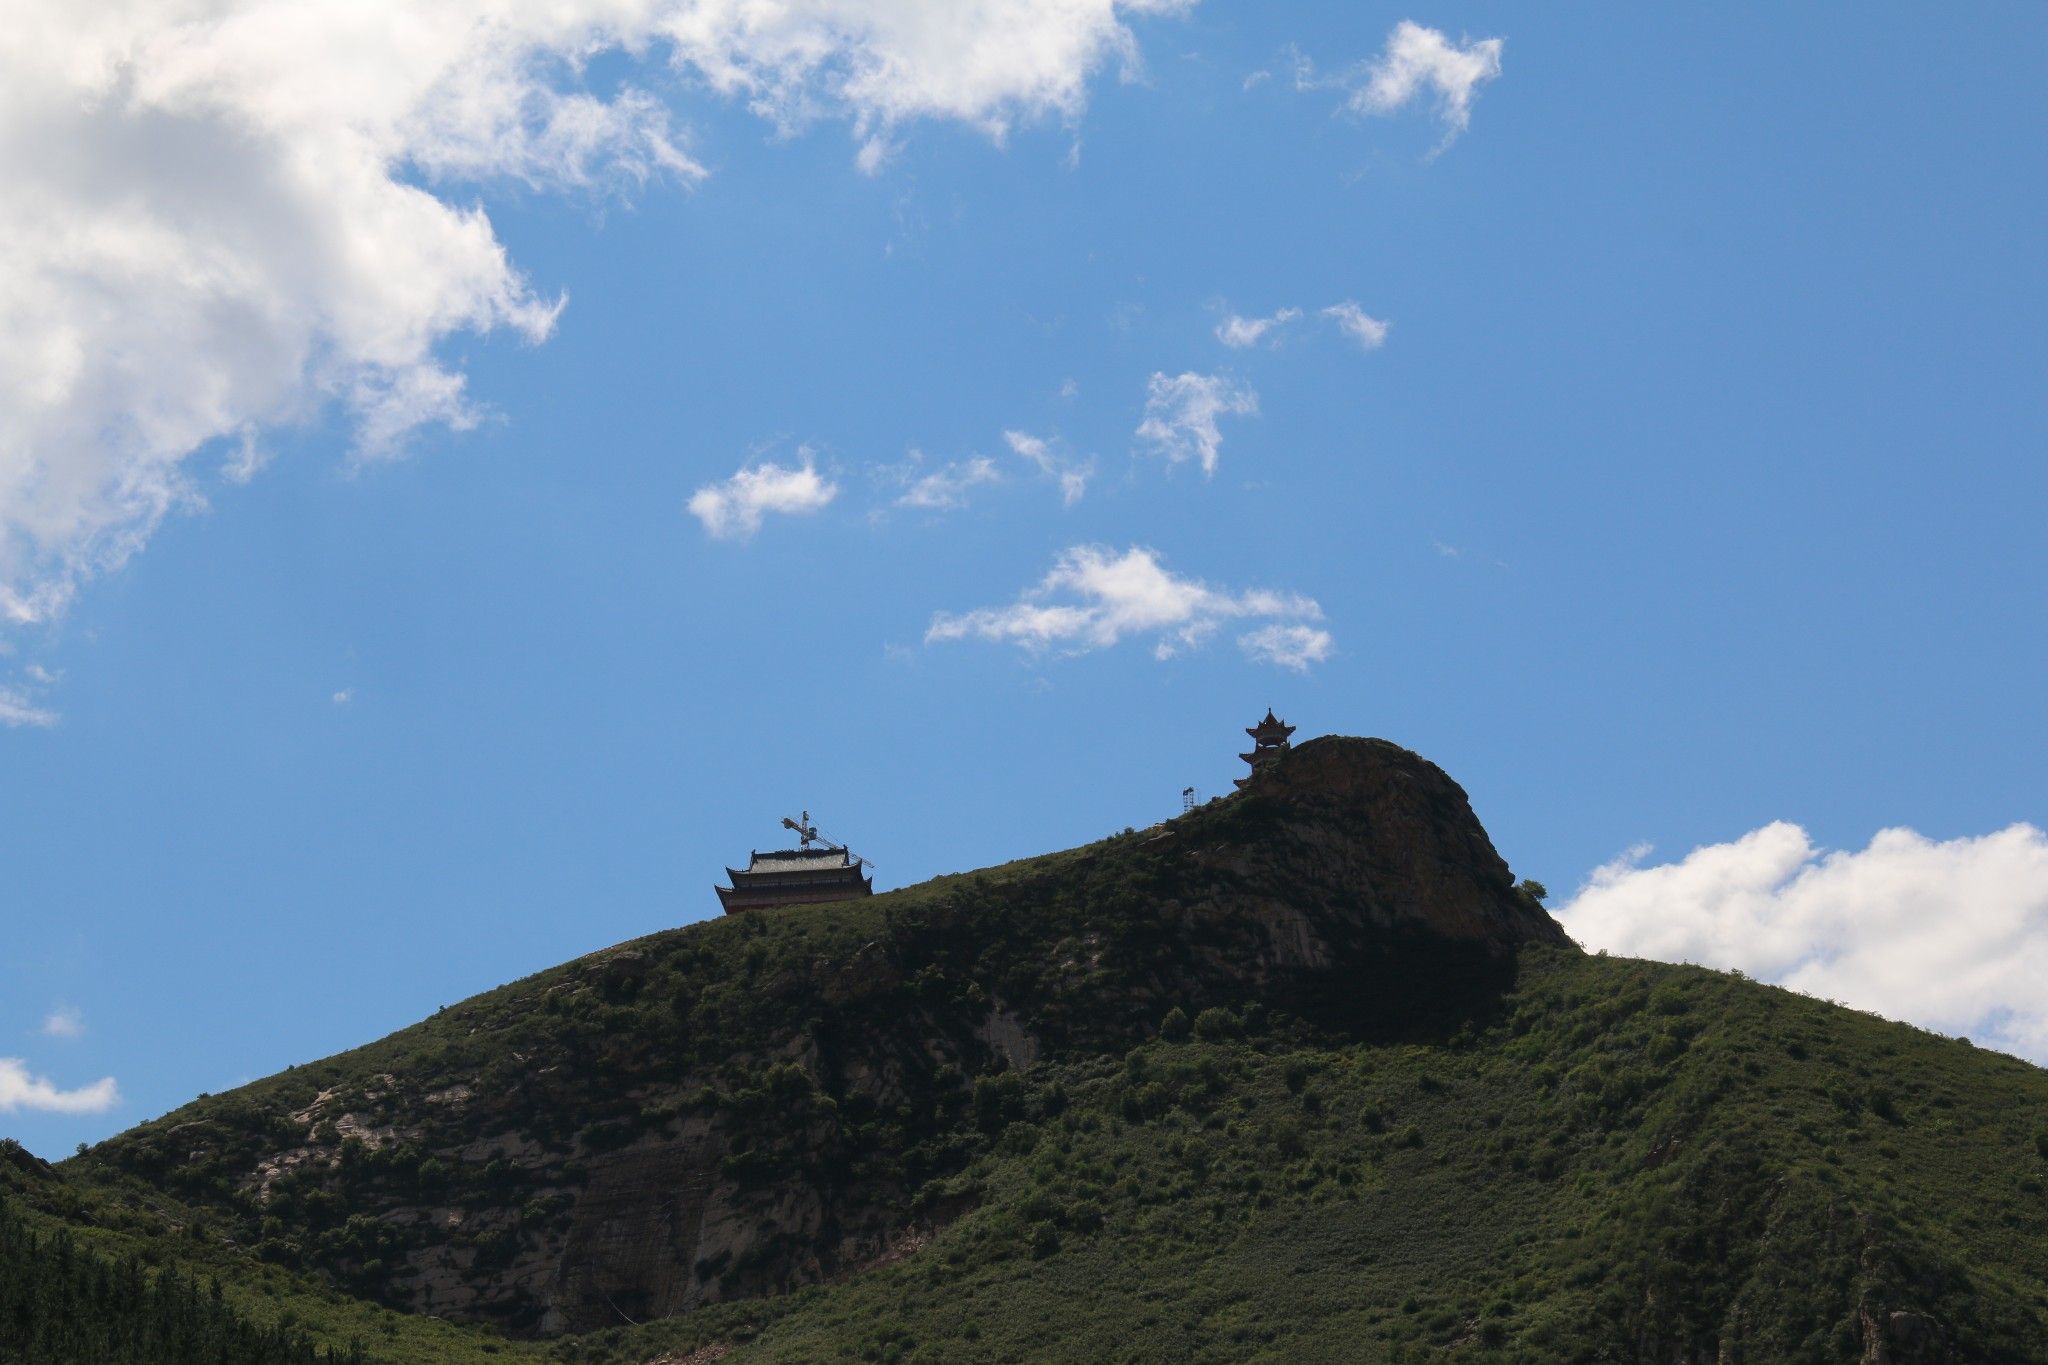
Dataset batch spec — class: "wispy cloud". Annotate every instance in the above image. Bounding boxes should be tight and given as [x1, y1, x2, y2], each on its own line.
[1216, 307, 1302, 349]
[0, 1058, 119, 1115]
[892, 454, 1003, 511]
[39, 1007, 83, 1040]
[1296, 22, 1503, 149]
[1559, 822, 2048, 1064]
[0, 683, 57, 729]
[1238, 622, 1334, 672]
[1004, 430, 1093, 506]
[1322, 301, 1390, 350]
[1136, 373, 1259, 474]
[689, 449, 839, 541]
[927, 544, 1328, 667]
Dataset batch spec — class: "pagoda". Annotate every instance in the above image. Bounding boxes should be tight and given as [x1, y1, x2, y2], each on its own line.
[1234, 709, 1296, 788]
[716, 811, 873, 914]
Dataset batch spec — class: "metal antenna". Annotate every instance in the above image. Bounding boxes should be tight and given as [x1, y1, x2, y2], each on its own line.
[780, 811, 875, 870]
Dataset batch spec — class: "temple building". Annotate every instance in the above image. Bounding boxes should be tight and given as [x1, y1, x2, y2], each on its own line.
[716, 811, 873, 914]
[1235, 708, 1296, 788]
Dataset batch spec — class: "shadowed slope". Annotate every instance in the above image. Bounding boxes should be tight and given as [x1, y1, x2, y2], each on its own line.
[83, 737, 1564, 1336]
[19, 735, 2048, 1362]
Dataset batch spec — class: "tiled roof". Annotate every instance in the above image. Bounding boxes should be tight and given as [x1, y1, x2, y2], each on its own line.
[744, 848, 856, 874]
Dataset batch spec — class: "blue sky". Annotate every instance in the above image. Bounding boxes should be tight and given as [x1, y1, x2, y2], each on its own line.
[3, 3, 2045, 1156]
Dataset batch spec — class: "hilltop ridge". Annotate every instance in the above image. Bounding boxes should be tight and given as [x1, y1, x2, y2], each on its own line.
[18, 735, 2045, 1363]
[84, 736, 1565, 1335]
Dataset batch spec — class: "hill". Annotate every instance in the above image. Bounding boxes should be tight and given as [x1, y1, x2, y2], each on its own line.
[10, 736, 2047, 1362]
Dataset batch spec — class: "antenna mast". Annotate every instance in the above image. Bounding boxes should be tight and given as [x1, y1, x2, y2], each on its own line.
[780, 810, 874, 869]
[781, 810, 819, 849]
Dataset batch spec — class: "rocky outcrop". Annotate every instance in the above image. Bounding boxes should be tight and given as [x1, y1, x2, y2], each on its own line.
[1200, 735, 1569, 955]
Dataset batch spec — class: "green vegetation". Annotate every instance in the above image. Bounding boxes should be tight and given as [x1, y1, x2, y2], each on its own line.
[78, 777, 1525, 1334]
[8, 739, 2045, 1360]
[0, 1165, 361, 1365]
[32, 944, 2048, 1362]
[555, 949, 2048, 1363]
[1, 1143, 538, 1364]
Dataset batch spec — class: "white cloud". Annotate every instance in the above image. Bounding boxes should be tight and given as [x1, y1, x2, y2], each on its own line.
[1004, 429, 1092, 506]
[889, 453, 1002, 511]
[689, 449, 838, 540]
[1296, 22, 1502, 148]
[221, 428, 271, 485]
[1215, 307, 1301, 349]
[331, 689, 353, 706]
[1559, 822, 2048, 1063]
[0, 1058, 118, 1114]
[927, 544, 1327, 665]
[1351, 21, 1503, 139]
[0, 1, 1191, 634]
[39, 1006, 83, 1040]
[0, 683, 58, 728]
[1238, 622, 1332, 671]
[1322, 301, 1390, 350]
[1135, 372, 1258, 474]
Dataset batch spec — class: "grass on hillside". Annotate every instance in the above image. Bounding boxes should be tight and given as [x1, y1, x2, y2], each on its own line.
[2, 1152, 538, 1365]
[20, 944, 2048, 1363]
[35, 773, 2048, 1363]
[25, 825, 1153, 1361]
[550, 947, 2048, 1364]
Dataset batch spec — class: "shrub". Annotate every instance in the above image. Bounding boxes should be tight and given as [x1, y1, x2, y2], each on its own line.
[1159, 1007, 1191, 1042]
[1122, 1082, 1171, 1123]
[974, 1072, 1027, 1133]
[1649, 984, 1690, 1016]
[1193, 1008, 1240, 1042]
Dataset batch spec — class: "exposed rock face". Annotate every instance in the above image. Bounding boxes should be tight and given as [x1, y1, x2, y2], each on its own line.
[1212, 735, 1570, 955]
[96, 735, 1571, 1337]
[1861, 1304, 1936, 1364]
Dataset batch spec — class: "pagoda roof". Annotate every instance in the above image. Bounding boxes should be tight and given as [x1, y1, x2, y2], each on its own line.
[1246, 709, 1296, 739]
[717, 857, 872, 914]
[716, 817, 874, 914]
[737, 847, 857, 875]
